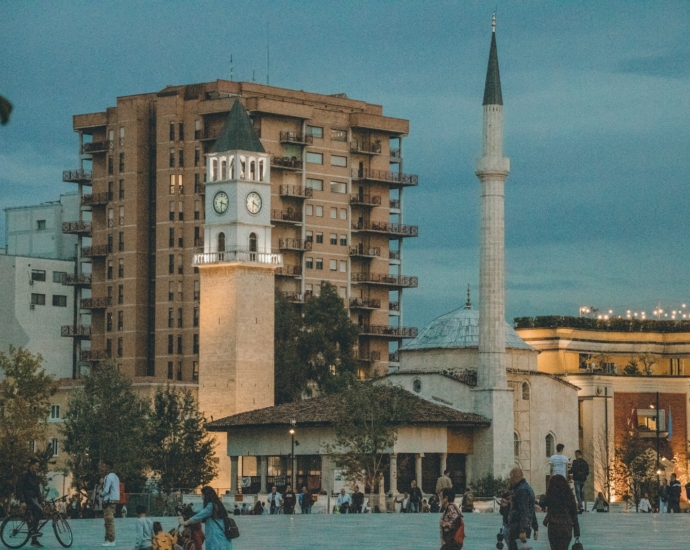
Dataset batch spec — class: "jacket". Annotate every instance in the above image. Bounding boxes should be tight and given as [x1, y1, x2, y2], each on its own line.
[539, 492, 580, 538]
[669, 480, 682, 501]
[508, 479, 538, 534]
[17, 471, 43, 503]
[569, 458, 589, 482]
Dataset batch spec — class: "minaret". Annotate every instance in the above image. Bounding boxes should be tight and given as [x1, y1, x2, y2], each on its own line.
[471, 14, 514, 481]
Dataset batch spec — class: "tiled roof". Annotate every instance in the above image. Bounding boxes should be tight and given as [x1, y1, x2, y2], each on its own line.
[212, 99, 265, 154]
[207, 387, 490, 430]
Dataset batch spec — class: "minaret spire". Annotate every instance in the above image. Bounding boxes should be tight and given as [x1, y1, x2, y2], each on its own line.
[483, 14, 503, 106]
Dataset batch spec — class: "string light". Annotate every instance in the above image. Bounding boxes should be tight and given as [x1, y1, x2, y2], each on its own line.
[579, 303, 688, 321]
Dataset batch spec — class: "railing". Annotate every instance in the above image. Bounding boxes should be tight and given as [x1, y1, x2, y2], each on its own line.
[271, 156, 303, 171]
[359, 325, 418, 338]
[389, 199, 400, 209]
[389, 250, 401, 260]
[350, 194, 381, 207]
[80, 349, 111, 361]
[192, 248, 283, 266]
[279, 184, 313, 199]
[280, 131, 313, 145]
[351, 168, 418, 187]
[62, 169, 92, 183]
[63, 273, 92, 286]
[278, 238, 312, 251]
[61, 324, 92, 337]
[275, 265, 303, 277]
[389, 351, 401, 363]
[81, 296, 112, 309]
[349, 298, 381, 309]
[81, 192, 112, 206]
[281, 292, 310, 303]
[390, 148, 401, 159]
[352, 273, 418, 288]
[81, 244, 110, 257]
[62, 221, 92, 234]
[355, 351, 382, 362]
[194, 182, 205, 194]
[349, 246, 381, 258]
[82, 140, 112, 154]
[389, 301, 400, 311]
[350, 141, 382, 155]
[351, 220, 418, 237]
[271, 209, 303, 223]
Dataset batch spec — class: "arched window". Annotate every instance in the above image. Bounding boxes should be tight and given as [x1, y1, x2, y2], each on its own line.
[228, 156, 234, 179]
[258, 159, 265, 181]
[545, 433, 555, 457]
[249, 233, 258, 257]
[217, 232, 225, 253]
[210, 158, 217, 181]
[220, 158, 227, 180]
[522, 382, 530, 401]
[249, 160, 256, 180]
[412, 378, 422, 393]
[514, 432, 521, 457]
[239, 156, 246, 179]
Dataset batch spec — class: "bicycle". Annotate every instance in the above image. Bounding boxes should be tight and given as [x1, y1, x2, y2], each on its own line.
[0, 497, 73, 548]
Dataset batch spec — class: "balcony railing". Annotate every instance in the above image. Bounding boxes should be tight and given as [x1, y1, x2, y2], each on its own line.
[350, 194, 381, 207]
[390, 148, 402, 159]
[350, 141, 382, 155]
[352, 272, 418, 288]
[352, 221, 418, 238]
[281, 292, 311, 303]
[351, 168, 418, 187]
[389, 301, 400, 311]
[389, 199, 401, 209]
[271, 209, 303, 224]
[82, 140, 112, 154]
[359, 325, 418, 339]
[81, 244, 110, 258]
[389, 250, 401, 260]
[275, 265, 303, 277]
[62, 221, 92, 235]
[63, 169, 92, 183]
[280, 131, 313, 145]
[63, 273, 92, 286]
[279, 184, 313, 199]
[278, 238, 312, 251]
[193, 247, 283, 267]
[80, 349, 111, 362]
[81, 192, 112, 206]
[355, 351, 382, 362]
[389, 351, 401, 363]
[61, 324, 92, 338]
[271, 156, 303, 171]
[81, 296, 112, 309]
[349, 298, 381, 309]
[349, 246, 381, 258]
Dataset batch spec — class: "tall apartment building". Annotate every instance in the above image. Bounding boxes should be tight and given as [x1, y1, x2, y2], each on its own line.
[63, 80, 418, 382]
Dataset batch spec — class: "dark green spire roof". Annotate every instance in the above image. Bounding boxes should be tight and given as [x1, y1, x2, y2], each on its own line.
[482, 29, 503, 106]
[211, 99, 265, 154]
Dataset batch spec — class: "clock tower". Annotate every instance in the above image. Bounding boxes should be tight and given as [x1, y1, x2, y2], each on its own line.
[194, 99, 282, 491]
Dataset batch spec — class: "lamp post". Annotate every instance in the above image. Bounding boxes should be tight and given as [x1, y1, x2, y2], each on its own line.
[652, 393, 661, 507]
[290, 418, 296, 490]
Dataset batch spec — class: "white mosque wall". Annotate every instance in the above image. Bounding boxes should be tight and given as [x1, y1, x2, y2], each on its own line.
[387, 372, 477, 412]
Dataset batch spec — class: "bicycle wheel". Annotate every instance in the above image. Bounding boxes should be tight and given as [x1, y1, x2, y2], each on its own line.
[53, 515, 73, 548]
[0, 515, 31, 549]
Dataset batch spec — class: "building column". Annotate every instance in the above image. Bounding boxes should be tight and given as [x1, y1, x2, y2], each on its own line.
[230, 456, 239, 495]
[259, 456, 268, 494]
[415, 454, 423, 489]
[389, 453, 398, 495]
[440, 453, 447, 476]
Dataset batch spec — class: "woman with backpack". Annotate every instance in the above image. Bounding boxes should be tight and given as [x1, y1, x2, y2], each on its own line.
[439, 488, 465, 549]
[182, 486, 235, 549]
[539, 475, 580, 550]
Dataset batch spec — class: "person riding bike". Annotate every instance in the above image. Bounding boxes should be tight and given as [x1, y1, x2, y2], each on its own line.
[16, 458, 44, 548]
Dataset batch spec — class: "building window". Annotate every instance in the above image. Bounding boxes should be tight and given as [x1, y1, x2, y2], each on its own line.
[178, 308, 183, 328]
[329, 234, 337, 245]
[194, 147, 200, 167]
[107, 234, 114, 253]
[117, 311, 124, 331]
[169, 254, 175, 274]
[545, 433, 555, 457]
[179, 149, 184, 167]
[178, 254, 184, 275]
[306, 125, 323, 138]
[330, 181, 346, 193]
[168, 361, 173, 380]
[305, 231, 313, 243]
[331, 155, 347, 167]
[170, 201, 175, 221]
[637, 409, 666, 432]
[50, 405, 60, 420]
[170, 148, 175, 168]
[339, 235, 347, 246]
[119, 126, 125, 146]
[329, 259, 337, 271]
[178, 201, 184, 221]
[339, 208, 347, 220]
[117, 337, 123, 357]
[315, 206, 323, 217]
[306, 258, 313, 269]
[168, 281, 174, 301]
[50, 438, 59, 457]
[514, 432, 521, 457]
[331, 128, 347, 141]
[119, 153, 125, 173]
[52, 295, 67, 307]
[107, 260, 113, 280]
[177, 362, 183, 381]
[412, 378, 422, 393]
[169, 228, 175, 248]
[249, 233, 257, 253]
[307, 178, 324, 191]
[119, 179, 125, 199]
[195, 120, 201, 139]
[521, 382, 530, 401]
[168, 308, 174, 328]
[193, 280, 200, 301]
[118, 258, 124, 278]
[170, 175, 176, 194]
[31, 270, 46, 282]
[316, 233, 324, 244]
[217, 232, 225, 253]
[306, 152, 323, 165]
[193, 307, 199, 327]
[118, 285, 124, 304]
[108, 156, 113, 175]
[170, 122, 175, 141]
[108, 208, 114, 227]
[168, 334, 174, 354]
[671, 357, 683, 376]
[330, 207, 337, 219]
[36, 220, 46, 230]
[338, 286, 347, 298]
[177, 336, 183, 354]
[306, 204, 313, 216]
[192, 361, 199, 382]
[339, 260, 347, 272]
[315, 258, 323, 270]
[179, 122, 184, 141]
[119, 205, 125, 225]
[106, 339, 112, 357]
[106, 312, 113, 332]
[52, 271, 66, 283]
[193, 334, 199, 354]
[30, 293, 45, 306]
[118, 232, 125, 252]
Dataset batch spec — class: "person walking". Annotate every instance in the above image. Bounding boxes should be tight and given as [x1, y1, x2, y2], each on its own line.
[410, 480, 423, 513]
[569, 449, 589, 513]
[282, 485, 296, 515]
[439, 487, 464, 550]
[539, 475, 580, 550]
[436, 470, 453, 501]
[507, 467, 539, 550]
[298, 487, 312, 514]
[267, 486, 282, 515]
[658, 478, 669, 513]
[549, 444, 570, 479]
[182, 486, 232, 549]
[100, 460, 120, 547]
[668, 473, 682, 513]
[17, 458, 44, 548]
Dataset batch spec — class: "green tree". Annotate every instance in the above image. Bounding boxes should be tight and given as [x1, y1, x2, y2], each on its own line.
[0, 347, 55, 507]
[612, 430, 657, 510]
[61, 363, 150, 494]
[274, 291, 306, 404]
[327, 383, 412, 493]
[147, 386, 217, 492]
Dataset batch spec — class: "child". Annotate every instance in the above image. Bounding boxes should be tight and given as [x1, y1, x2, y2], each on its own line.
[133, 505, 153, 550]
[152, 521, 177, 550]
[179, 504, 204, 550]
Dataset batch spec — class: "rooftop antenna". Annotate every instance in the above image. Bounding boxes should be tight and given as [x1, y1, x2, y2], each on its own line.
[465, 284, 472, 309]
[266, 21, 270, 85]
[252, 70, 256, 83]
[492, 9, 496, 33]
[230, 54, 234, 81]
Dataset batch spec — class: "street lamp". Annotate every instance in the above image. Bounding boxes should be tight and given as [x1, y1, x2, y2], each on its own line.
[290, 418, 297, 490]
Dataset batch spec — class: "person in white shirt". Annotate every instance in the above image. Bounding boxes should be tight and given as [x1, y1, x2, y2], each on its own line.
[99, 460, 120, 547]
[267, 486, 282, 515]
[336, 488, 352, 514]
[550, 444, 570, 479]
[638, 494, 652, 513]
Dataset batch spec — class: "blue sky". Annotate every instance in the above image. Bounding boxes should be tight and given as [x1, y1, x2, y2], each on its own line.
[1, 1, 689, 329]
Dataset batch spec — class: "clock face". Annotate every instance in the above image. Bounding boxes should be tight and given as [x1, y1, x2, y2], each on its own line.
[213, 191, 229, 215]
[246, 191, 262, 215]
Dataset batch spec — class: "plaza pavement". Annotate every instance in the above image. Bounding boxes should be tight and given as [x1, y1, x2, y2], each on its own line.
[24, 512, 690, 549]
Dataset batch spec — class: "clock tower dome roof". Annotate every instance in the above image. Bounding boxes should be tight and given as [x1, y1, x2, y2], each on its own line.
[212, 99, 265, 154]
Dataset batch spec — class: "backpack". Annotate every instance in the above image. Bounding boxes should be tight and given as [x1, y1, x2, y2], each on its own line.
[214, 517, 239, 540]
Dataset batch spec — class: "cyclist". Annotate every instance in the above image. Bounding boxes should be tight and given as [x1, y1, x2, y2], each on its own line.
[16, 458, 44, 548]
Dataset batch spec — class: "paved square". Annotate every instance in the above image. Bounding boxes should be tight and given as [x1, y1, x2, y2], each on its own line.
[16, 512, 690, 549]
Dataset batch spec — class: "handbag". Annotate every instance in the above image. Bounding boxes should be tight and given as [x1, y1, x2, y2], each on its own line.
[572, 540, 583, 550]
[453, 506, 465, 546]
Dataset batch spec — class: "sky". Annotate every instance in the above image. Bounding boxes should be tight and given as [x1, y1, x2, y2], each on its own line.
[1, 1, 689, 330]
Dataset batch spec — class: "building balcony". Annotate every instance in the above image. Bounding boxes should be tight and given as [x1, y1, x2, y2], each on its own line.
[389, 250, 401, 260]
[389, 351, 401, 363]
[351, 220, 418, 238]
[279, 184, 312, 199]
[63, 273, 92, 286]
[355, 351, 382, 362]
[63, 169, 92, 184]
[390, 148, 402, 160]
[389, 199, 401, 210]
[278, 238, 311, 252]
[349, 298, 381, 310]
[81, 296, 112, 309]
[275, 265, 303, 277]
[350, 194, 381, 208]
[359, 325, 418, 339]
[62, 221, 92, 235]
[271, 156, 303, 171]
[280, 131, 313, 145]
[281, 291, 312, 303]
[192, 247, 283, 267]
[350, 141, 382, 155]
[271, 209, 303, 224]
[81, 192, 112, 206]
[82, 140, 113, 154]
[349, 245, 381, 259]
[199, 128, 221, 141]
[352, 272, 418, 288]
[80, 349, 111, 362]
[61, 324, 92, 338]
[81, 244, 110, 258]
[389, 301, 400, 312]
[351, 168, 418, 187]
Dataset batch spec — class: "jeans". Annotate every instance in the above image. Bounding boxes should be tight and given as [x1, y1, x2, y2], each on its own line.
[508, 527, 533, 550]
[573, 481, 585, 510]
[26, 498, 43, 536]
[410, 501, 420, 513]
[659, 501, 667, 513]
[300, 504, 311, 514]
[103, 503, 116, 542]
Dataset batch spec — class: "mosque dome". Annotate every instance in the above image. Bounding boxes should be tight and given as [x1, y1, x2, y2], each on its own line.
[402, 301, 533, 352]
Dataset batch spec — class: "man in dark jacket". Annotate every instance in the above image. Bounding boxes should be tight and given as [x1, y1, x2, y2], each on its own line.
[17, 458, 44, 547]
[351, 485, 364, 513]
[409, 480, 423, 513]
[507, 467, 538, 550]
[668, 473, 682, 513]
[569, 449, 590, 513]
